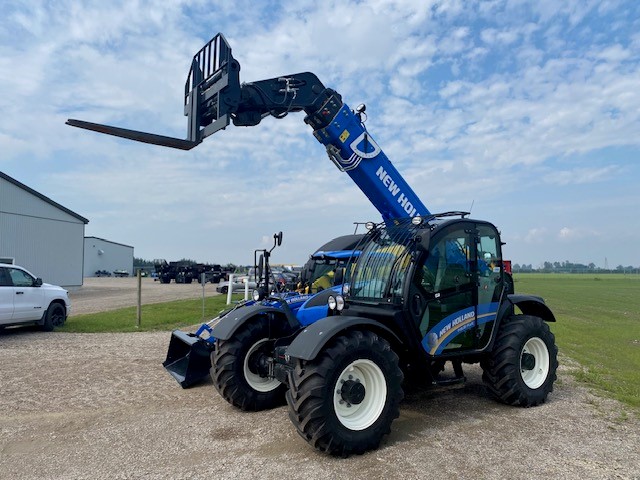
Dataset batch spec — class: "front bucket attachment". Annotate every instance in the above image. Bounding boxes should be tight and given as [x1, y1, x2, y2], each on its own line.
[163, 330, 215, 388]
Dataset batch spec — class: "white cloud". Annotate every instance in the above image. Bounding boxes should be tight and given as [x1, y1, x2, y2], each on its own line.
[524, 228, 548, 244]
[480, 28, 520, 46]
[558, 226, 601, 242]
[558, 227, 578, 240]
[544, 166, 619, 186]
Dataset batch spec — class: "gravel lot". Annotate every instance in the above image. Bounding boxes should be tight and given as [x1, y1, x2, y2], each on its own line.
[1, 280, 639, 479]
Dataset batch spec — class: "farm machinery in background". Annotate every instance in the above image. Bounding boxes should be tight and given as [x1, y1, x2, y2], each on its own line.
[67, 33, 557, 457]
[154, 260, 224, 284]
[163, 231, 363, 388]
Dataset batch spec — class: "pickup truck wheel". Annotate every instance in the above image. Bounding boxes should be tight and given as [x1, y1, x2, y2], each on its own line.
[286, 330, 403, 456]
[482, 315, 558, 407]
[42, 303, 66, 331]
[210, 320, 287, 411]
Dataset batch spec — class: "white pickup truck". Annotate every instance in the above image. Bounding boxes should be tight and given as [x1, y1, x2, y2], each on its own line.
[0, 263, 70, 331]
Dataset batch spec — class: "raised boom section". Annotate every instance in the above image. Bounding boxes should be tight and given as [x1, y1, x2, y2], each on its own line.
[66, 33, 429, 221]
[306, 100, 429, 220]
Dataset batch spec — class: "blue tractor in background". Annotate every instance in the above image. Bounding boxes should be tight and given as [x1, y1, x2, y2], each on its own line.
[161, 231, 363, 389]
[68, 33, 558, 457]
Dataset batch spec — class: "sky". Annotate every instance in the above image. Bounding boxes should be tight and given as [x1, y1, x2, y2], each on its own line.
[1, 0, 639, 269]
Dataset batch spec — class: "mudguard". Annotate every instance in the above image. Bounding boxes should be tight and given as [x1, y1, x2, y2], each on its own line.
[211, 302, 299, 341]
[498, 294, 557, 323]
[285, 315, 402, 361]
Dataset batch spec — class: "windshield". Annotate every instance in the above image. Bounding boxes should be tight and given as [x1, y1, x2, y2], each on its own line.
[349, 221, 416, 301]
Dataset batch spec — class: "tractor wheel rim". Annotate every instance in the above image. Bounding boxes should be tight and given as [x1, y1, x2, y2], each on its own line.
[243, 339, 280, 393]
[520, 337, 550, 389]
[333, 359, 386, 431]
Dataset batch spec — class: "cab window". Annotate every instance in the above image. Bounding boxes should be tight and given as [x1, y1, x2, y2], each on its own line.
[0, 268, 11, 286]
[8, 268, 34, 287]
[476, 225, 503, 305]
[415, 232, 472, 294]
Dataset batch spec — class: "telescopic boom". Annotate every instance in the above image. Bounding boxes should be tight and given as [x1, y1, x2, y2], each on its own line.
[67, 33, 429, 222]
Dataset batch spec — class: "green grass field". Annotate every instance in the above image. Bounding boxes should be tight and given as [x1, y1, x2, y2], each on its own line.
[515, 274, 640, 411]
[60, 294, 245, 333]
[62, 275, 640, 412]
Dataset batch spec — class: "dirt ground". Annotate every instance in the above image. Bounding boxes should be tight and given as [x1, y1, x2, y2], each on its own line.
[1, 279, 639, 479]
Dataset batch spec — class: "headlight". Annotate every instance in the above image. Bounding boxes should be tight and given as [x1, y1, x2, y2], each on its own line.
[342, 284, 350, 295]
[328, 295, 337, 310]
[365, 221, 376, 231]
[335, 295, 345, 311]
[411, 215, 423, 225]
[252, 289, 261, 301]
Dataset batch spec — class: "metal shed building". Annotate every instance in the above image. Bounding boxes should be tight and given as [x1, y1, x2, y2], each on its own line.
[84, 237, 134, 277]
[0, 172, 89, 287]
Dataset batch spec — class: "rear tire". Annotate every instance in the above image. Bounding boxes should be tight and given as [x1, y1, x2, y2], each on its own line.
[482, 315, 558, 407]
[42, 303, 66, 331]
[286, 330, 403, 456]
[210, 320, 287, 411]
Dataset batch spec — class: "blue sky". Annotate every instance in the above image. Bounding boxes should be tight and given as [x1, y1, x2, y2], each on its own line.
[1, 0, 639, 268]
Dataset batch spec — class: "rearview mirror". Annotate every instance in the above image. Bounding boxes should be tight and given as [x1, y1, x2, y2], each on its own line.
[257, 255, 264, 282]
[333, 268, 344, 287]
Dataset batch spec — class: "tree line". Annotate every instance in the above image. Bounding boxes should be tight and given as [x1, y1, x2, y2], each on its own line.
[513, 260, 640, 274]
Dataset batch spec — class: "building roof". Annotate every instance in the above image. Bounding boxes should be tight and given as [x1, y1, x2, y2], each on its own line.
[0, 171, 89, 224]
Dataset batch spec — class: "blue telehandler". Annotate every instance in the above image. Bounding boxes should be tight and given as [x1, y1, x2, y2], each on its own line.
[67, 33, 557, 456]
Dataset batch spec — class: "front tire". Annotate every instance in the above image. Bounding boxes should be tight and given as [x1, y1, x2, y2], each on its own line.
[482, 315, 558, 407]
[42, 303, 66, 331]
[286, 330, 403, 456]
[210, 320, 288, 411]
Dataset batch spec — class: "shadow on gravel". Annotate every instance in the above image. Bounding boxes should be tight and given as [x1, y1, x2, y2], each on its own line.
[385, 373, 515, 449]
[0, 324, 45, 337]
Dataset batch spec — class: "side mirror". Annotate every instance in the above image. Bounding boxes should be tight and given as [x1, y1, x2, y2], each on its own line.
[333, 268, 344, 287]
[34, 277, 43, 287]
[274, 231, 283, 247]
[257, 255, 264, 283]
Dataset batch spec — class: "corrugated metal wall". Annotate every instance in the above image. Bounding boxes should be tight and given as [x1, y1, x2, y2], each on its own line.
[0, 177, 86, 287]
[84, 238, 134, 277]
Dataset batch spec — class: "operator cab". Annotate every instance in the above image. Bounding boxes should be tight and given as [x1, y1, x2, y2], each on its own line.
[342, 213, 509, 358]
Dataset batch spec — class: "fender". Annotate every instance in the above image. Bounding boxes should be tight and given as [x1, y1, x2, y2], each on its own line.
[285, 315, 402, 361]
[211, 302, 299, 341]
[497, 294, 557, 324]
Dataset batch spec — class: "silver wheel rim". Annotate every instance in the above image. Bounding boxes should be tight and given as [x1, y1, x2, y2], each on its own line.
[243, 339, 280, 393]
[333, 359, 387, 431]
[520, 337, 550, 389]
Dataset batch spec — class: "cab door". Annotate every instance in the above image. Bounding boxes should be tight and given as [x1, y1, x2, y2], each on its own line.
[8, 267, 44, 322]
[0, 267, 14, 323]
[474, 223, 504, 350]
[411, 223, 478, 356]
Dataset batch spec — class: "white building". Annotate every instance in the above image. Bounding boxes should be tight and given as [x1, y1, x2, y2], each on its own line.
[0, 172, 89, 287]
[84, 237, 134, 277]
